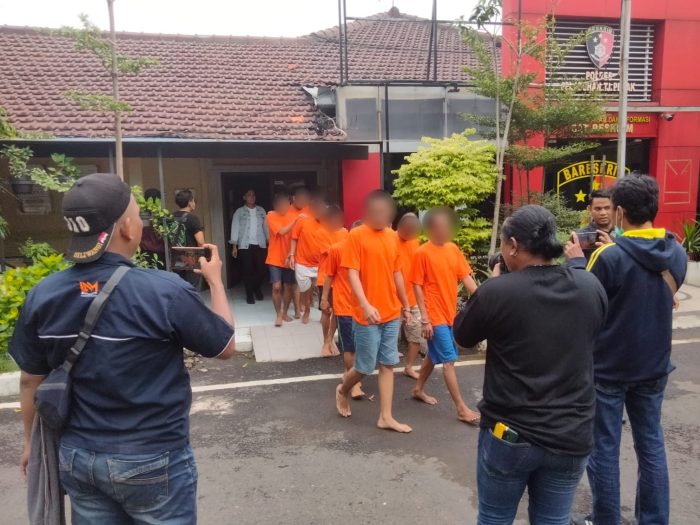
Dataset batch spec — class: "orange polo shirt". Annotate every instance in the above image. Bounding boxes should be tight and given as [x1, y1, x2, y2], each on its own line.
[397, 237, 420, 307]
[320, 241, 355, 316]
[291, 216, 322, 267]
[341, 224, 402, 325]
[410, 241, 472, 326]
[265, 210, 296, 267]
[317, 227, 349, 286]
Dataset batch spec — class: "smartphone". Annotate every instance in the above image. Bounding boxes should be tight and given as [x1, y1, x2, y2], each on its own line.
[171, 246, 211, 271]
[493, 422, 519, 443]
[575, 231, 598, 251]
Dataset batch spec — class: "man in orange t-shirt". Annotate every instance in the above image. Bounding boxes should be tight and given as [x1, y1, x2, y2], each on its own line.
[287, 185, 312, 317]
[316, 205, 349, 357]
[289, 196, 326, 323]
[336, 191, 413, 434]
[410, 207, 480, 425]
[320, 238, 365, 400]
[266, 189, 302, 327]
[396, 213, 424, 379]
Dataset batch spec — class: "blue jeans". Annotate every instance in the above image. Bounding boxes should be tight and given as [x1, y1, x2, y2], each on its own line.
[352, 318, 400, 374]
[477, 429, 588, 525]
[58, 444, 198, 525]
[587, 375, 669, 525]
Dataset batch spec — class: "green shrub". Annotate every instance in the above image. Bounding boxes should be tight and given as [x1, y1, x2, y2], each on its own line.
[393, 130, 497, 254]
[0, 254, 70, 359]
[19, 238, 58, 263]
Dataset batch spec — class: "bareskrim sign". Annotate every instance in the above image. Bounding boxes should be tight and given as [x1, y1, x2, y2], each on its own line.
[586, 25, 615, 69]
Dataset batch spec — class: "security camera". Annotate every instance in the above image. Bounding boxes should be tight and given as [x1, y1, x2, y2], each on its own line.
[661, 113, 675, 121]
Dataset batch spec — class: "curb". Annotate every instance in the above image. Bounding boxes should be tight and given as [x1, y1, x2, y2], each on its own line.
[0, 372, 20, 397]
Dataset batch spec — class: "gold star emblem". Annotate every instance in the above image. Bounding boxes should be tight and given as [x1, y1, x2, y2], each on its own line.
[575, 189, 587, 203]
[592, 180, 601, 190]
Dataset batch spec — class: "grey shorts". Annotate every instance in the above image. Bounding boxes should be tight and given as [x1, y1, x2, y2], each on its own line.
[403, 305, 425, 344]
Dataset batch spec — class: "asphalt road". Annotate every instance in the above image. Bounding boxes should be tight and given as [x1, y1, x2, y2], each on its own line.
[0, 329, 699, 524]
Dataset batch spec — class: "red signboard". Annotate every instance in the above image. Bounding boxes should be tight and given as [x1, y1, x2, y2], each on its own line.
[578, 112, 658, 138]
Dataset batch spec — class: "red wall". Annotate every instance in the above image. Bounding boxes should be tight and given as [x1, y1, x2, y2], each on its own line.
[341, 152, 381, 227]
[502, 0, 700, 233]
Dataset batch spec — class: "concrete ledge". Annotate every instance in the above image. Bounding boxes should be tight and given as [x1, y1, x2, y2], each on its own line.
[0, 372, 20, 397]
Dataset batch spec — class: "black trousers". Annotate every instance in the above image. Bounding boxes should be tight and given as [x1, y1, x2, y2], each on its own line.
[239, 244, 267, 297]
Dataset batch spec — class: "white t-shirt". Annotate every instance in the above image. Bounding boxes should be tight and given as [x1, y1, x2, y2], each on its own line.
[247, 207, 258, 245]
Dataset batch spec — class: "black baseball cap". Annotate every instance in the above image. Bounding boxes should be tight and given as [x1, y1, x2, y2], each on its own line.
[62, 173, 131, 263]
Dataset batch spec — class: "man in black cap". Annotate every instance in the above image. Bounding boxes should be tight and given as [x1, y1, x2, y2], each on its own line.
[11, 173, 236, 523]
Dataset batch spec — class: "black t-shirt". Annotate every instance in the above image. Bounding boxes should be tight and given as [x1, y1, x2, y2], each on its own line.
[454, 265, 607, 455]
[173, 211, 203, 246]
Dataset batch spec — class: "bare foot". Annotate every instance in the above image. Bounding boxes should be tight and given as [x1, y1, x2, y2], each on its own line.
[331, 342, 340, 356]
[403, 367, 419, 380]
[412, 389, 438, 405]
[321, 343, 334, 358]
[274, 315, 283, 327]
[336, 384, 351, 417]
[351, 383, 365, 399]
[283, 314, 294, 322]
[294, 312, 301, 320]
[377, 416, 412, 433]
[301, 312, 310, 324]
[457, 408, 481, 426]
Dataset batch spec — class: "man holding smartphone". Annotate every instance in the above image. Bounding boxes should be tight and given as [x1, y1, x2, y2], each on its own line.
[11, 173, 236, 524]
[576, 189, 616, 260]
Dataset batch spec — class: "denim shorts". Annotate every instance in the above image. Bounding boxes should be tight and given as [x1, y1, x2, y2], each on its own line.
[336, 315, 355, 353]
[269, 264, 295, 284]
[427, 324, 458, 364]
[352, 318, 400, 374]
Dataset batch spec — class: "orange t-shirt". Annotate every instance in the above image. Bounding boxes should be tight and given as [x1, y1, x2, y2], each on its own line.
[317, 227, 349, 286]
[397, 237, 420, 307]
[290, 205, 311, 217]
[320, 241, 355, 316]
[341, 224, 402, 325]
[410, 241, 472, 326]
[265, 210, 296, 267]
[291, 217, 322, 267]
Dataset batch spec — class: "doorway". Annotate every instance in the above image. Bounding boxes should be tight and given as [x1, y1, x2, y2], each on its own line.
[221, 171, 317, 287]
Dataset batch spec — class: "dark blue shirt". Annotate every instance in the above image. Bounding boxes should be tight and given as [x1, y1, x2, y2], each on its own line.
[10, 253, 234, 454]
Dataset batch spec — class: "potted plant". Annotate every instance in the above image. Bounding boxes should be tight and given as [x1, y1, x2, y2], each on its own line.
[679, 220, 700, 285]
[1, 145, 37, 195]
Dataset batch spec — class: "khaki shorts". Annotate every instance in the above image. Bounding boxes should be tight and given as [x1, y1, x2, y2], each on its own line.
[295, 263, 318, 293]
[403, 305, 425, 344]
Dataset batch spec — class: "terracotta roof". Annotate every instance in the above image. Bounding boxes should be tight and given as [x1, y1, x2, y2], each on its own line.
[0, 9, 485, 141]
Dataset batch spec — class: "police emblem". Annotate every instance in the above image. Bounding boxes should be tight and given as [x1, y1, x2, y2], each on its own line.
[586, 25, 615, 69]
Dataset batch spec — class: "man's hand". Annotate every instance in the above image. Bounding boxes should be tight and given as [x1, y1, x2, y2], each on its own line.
[596, 229, 614, 247]
[402, 308, 413, 325]
[20, 440, 30, 480]
[197, 244, 224, 286]
[231, 245, 238, 258]
[421, 321, 434, 340]
[320, 298, 332, 313]
[564, 231, 585, 260]
[362, 303, 381, 324]
[287, 254, 295, 270]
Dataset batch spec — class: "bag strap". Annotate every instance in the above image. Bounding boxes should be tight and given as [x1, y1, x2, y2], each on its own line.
[661, 269, 678, 296]
[62, 266, 131, 373]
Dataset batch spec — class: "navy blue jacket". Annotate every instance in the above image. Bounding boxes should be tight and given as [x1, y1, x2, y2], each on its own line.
[571, 229, 686, 383]
[10, 253, 234, 454]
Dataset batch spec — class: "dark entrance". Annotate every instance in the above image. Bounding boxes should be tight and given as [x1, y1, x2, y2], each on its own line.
[221, 171, 317, 287]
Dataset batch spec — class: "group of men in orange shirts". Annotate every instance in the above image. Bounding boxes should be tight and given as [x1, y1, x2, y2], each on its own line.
[265, 186, 481, 432]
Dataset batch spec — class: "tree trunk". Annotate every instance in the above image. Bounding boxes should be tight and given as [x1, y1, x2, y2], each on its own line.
[107, 0, 123, 180]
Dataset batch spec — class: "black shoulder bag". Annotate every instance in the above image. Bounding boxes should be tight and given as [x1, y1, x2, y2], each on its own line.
[35, 266, 131, 431]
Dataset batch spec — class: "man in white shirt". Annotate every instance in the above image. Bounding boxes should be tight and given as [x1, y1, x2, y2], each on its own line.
[230, 189, 269, 304]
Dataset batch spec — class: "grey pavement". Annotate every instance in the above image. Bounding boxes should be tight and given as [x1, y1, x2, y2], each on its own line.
[0, 329, 699, 524]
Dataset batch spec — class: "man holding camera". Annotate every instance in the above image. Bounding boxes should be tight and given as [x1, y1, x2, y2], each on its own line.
[566, 175, 686, 525]
[575, 189, 616, 260]
[11, 173, 236, 523]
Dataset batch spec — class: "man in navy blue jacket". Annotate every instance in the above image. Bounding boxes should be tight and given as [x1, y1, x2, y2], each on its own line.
[566, 175, 686, 525]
